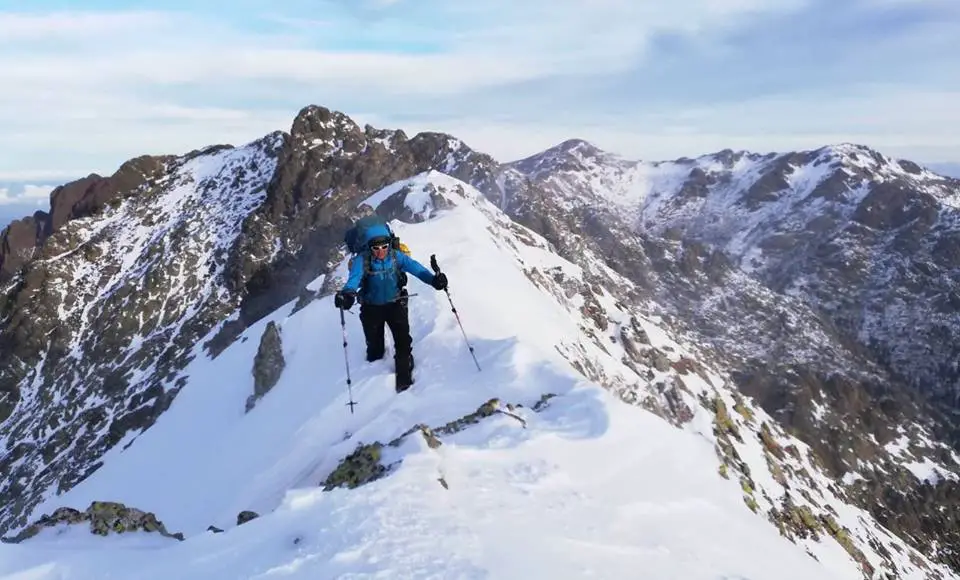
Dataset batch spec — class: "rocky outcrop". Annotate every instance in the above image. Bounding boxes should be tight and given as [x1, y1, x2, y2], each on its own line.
[0, 212, 46, 281]
[2, 501, 183, 543]
[246, 321, 285, 412]
[0, 156, 173, 283]
[264, 110, 489, 298]
[322, 397, 539, 491]
[848, 470, 960, 572]
[208, 105, 499, 353]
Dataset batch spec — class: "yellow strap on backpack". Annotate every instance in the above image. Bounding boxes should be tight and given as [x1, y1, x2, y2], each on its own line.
[397, 241, 411, 256]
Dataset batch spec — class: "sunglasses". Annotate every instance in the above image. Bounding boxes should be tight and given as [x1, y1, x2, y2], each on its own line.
[370, 242, 389, 251]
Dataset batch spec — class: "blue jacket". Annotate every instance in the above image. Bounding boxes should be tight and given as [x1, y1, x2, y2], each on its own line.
[342, 250, 435, 305]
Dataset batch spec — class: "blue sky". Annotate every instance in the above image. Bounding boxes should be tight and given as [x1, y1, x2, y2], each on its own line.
[1, 0, 959, 194]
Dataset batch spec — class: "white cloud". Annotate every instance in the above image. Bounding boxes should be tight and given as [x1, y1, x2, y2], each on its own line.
[0, 11, 175, 42]
[10, 2, 812, 86]
[1, 2, 957, 179]
[395, 86, 960, 163]
[0, 97, 296, 179]
[0, 4, 812, 177]
[22, 184, 53, 200]
[0, 184, 53, 206]
[0, 170, 85, 181]
[0, 1, 807, 96]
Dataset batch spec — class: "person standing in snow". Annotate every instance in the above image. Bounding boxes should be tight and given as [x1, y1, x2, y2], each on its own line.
[334, 219, 448, 392]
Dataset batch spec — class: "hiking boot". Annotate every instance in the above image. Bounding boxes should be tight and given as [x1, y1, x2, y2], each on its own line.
[395, 355, 414, 393]
[395, 377, 414, 393]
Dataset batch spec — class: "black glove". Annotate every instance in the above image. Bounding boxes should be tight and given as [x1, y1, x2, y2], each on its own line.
[431, 273, 448, 291]
[335, 290, 355, 310]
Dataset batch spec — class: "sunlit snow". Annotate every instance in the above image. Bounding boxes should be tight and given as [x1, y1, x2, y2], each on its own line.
[0, 171, 952, 580]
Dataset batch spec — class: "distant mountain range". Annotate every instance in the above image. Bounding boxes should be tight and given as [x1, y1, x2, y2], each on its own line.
[2, 159, 958, 230]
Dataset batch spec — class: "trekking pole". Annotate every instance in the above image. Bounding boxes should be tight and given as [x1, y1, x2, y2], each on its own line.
[339, 306, 358, 413]
[430, 254, 481, 371]
[391, 293, 418, 302]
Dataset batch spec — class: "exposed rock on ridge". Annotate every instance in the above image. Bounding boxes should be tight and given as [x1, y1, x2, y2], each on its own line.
[2, 500, 183, 543]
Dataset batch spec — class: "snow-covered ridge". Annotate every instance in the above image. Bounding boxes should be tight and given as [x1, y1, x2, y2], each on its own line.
[2, 171, 950, 579]
[0, 132, 284, 536]
[494, 136, 960, 572]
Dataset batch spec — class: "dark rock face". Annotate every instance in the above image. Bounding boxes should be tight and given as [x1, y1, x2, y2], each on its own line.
[850, 474, 960, 572]
[211, 105, 499, 352]
[246, 321, 285, 412]
[0, 156, 173, 283]
[0, 212, 46, 281]
[852, 181, 940, 231]
[731, 364, 918, 478]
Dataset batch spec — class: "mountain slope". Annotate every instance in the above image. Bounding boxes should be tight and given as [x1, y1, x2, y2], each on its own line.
[0, 135, 284, 531]
[1, 172, 954, 579]
[488, 140, 960, 570]
[0, 106, 498, 537]
[496, 142, 960, 402]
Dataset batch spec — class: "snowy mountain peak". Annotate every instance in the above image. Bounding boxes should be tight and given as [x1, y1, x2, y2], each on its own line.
[821, 141, 874, 155]
[552, 137, 601, 155]
[508, 137, 629, 180]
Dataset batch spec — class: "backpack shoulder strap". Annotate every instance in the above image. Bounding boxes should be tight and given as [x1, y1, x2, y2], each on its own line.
[360, 248, 404, 298]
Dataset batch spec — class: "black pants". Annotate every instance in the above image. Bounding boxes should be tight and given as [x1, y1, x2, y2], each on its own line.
[359, 299, 414, 385]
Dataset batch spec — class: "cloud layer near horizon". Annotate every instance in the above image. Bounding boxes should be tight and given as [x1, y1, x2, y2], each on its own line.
[1, 0, 959, 180]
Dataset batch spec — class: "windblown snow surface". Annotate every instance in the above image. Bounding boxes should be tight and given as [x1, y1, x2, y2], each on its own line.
[0, 172, 950, 579]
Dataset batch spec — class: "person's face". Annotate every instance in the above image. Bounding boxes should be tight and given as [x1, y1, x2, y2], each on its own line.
[370, 240, 389, 260]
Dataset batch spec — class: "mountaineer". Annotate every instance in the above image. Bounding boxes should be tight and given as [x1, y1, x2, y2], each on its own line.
[335, 215, 448, 392]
